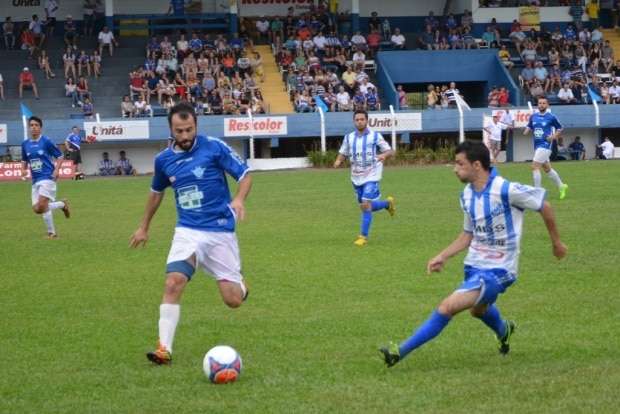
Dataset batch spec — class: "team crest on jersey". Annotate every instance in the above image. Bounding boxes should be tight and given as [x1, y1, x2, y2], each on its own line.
[37, 150, 44, 155]
[192, 166, 205, 179]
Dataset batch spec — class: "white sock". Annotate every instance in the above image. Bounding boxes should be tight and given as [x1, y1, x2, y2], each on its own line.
[533, 169, 542, 188]
[49, 201, 65, 210]
[159, 304, 180, 353]
[42, 211, 55, 234]
[547, 169, 564, 188]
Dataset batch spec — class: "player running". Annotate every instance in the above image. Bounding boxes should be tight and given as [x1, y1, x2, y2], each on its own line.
[523, 96, 569, 199]
[333, 109, 395, 246]
[130, 102, 252, 365]
[380, 141, 567, 367]
[20, 116, 71, 238]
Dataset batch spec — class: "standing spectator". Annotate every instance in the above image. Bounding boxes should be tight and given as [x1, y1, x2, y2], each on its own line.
[83, 0, 96, 37]
[64, 15, 78, 48]
[256, 16, 270, 44]
[99, 152, 116, 175]
[0, 73, 4, 101]
[368, 11, 381, 33]
[587, 0, 600, 28]
[44, 0, 59, 38]
[270, 16, 284, 44]
[64, 126, 84, 177]
[19, 67, 40, 99]
[116, 151, 136, 175]
[483, 113, 504, 163]
[570, 1, 584, 29]
[397, 85, 408, 109]
[445, 82, 460, 108]
[91, 50, 102, 78]
[390, 28, 406, 50]
[29, 14, 45, 48]
[121, 95, 136, 117]
[98, 26, 118, 57]
[598, 137, 614, 159]
[63, 46, 77, 80]
[82, 97, 94, 119]
[568, 136, 586, 160]
[498, 87, 510, 107]
[426, 84, 439, 109]
[3, 17, 15, 50]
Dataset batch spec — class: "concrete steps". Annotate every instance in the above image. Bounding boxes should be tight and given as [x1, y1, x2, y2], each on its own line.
[252, 45, 293, 114]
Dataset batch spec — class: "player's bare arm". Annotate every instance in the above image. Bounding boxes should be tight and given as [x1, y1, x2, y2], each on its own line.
[230, 174, 252, 221]
[20, 161, 29, 181]
[539, 201, 567, 259]
[130, 191, 165, 248]
[427, 231, 473, 274]
[377, 149, 394, 162]
[333, 153, 346, 168]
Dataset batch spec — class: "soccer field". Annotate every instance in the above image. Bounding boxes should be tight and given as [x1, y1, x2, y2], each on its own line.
[1, 161, 619, 413]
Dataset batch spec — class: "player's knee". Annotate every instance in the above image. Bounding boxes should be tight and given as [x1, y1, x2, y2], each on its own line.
[469, 306, 486, 318]
[359, 201, 371, 211]
[32, 204, 45, 214]
[437, 301, 455, 316]
[164, 274, 187, 295]
[223, 294, 243, 308]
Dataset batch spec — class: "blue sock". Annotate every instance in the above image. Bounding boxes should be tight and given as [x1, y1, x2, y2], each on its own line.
[476, 304, 507, 338]
[399, 310, 451, 358]
[371, 200, 389, 211]
[360, 210, 372, 237]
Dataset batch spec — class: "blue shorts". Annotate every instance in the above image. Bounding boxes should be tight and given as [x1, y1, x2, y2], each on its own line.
[455, 265, 516, 305]
[353, 181, 380, 204]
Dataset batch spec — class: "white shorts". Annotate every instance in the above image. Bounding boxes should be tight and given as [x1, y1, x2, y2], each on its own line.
[166, 227, 243, 284]
[31, 180, 57, 205]
[533, 148, 552, 164]
[488, 139, 501, 151]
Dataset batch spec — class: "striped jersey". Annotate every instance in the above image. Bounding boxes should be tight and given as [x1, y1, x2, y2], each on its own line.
[338, 129, 391, 186]
[460, 172, 546, 275]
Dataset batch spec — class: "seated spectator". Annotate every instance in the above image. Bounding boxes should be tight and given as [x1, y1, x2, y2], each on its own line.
[0, 72, 4, 100]
[488, 86, 500, 107]
[18, 67, 39, 99]
[77, 50, 91, 77]
[3, 17, 15, 50]
[533, 61, 550, 93]
[38, 49, 56, 79]
[146, 35, 161, 57]
[134, 93, 153, 117]
[65, 77, 79, 107]
[498, 45, 513, 69]
[462, 27, 476, 50]
[529, 79, 545, 99]
[419, 25, 436, 50]
[341, 66, 357, 94]
[521, 41, 538, 64]
[601, 40, 614, 73]
[366, 29, 381, 57]
[129, 68, 148, 100]
[390, 28, 406, 50]
[176, 33, 189, 59]
[445, 82, 460, 108]
[222, 91, 239, 114]
[29, 14, 45, 47]
[558, 83, 576, 104]
[207, 89, 222, 114]
[121, 95, 136, 117]
[397, 84, 408, 109]
[498, 87, 510, 107]
[520, 61, 535, 88]
[20, 28, 36, 57]
[609, 80, 620, 103]
[270, 16, 284, 44]
[295, 90, 313, 112]
[98, 26, 118, 57]
[91, 50, 102, 78]
[162, 94, 175, 113]
[365, 87, 380, 110]
[481, 26, 497, 48]
[351, 31, 368, 52]
[77, 76, 90, 102]
[568, 136, 586, 160]
[509, 22, 527, 54]
[352, 89, 366, 110]
[336, 85, 352, 111]
[116, 151, 136, 175]
[352, 49, 366, 71]
[82, 97, 94, 118]
[99, 152, 116, 175]
[64, 15, 78, 47]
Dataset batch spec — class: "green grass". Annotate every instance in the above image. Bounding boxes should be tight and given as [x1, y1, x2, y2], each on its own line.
[1, 161, 619, 413]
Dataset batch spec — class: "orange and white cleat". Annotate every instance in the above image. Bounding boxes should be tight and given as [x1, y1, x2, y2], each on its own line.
[146, 340, 172, 365]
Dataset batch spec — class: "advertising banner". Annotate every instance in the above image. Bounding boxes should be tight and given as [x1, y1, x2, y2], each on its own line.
[0, 124, 6, 143]
[367, 112, 422, 133]
[224, 116, 288, 137]
[0, 161, 75, 181]
[519, 6, 540, 31]
[84, 120, 150, 141]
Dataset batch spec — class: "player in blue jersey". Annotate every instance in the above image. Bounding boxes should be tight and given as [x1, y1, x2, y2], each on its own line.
[129, 102, 252, 365]
[380, 141, 567, 367]
[64, 125, 84, 180]
[523, 96, 569, 199]
[20, 116, 71, 239]
[333, 110, 395, 246]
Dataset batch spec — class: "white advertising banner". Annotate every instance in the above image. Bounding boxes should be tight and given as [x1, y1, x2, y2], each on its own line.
[367, 112, 422, 133]
[238, 0, 315, 16]
[1, 1, 82, 22]
[84, 120, 150, 141]
[491, 108, 532, 128]
[0, 124, 7, 143]
[224, 116, 288, 137]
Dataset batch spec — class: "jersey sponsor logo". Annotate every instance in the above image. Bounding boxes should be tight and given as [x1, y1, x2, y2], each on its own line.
[177, 185, 204, 210]
[176, 157, 193, 164]
[472, 245, 505, 259]
[475, 224, 505, 233]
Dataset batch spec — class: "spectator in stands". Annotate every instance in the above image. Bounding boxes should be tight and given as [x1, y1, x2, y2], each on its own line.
[176, 33, 189, 59]
[98, 26, 118, 57]
[77, 76, 90, 102]
[462, 27, 476, 50]
[534, 61, 551, 93]
[529, 79, 545, 99]
[83, 0, 96, 37]
[341, 66, 357, 94]
[481, 26, 498, 48]
[488, 86, 500, 107]
[499, 44, 514, 69]
[91, 50, 102, 78]
[18, 67, 39, 99]
[520, 61, 536, 89]
[569, 1, 584, 29]
[498, 87, 510, 107]
[121, 95, 136, 117]
[608, 80, 620, 103]
[397, 85, 408, 109]
[65, 77, 79, 107]
[3, 17, 15, 50]
[426, 84, 438, 109]
[29, 14, 45, 47]
[63, 47, 77, 80]
[509, 22, 527, 54]
[569, 136, 586, 160]
[256, 16, 270, 44]
[446, 82, 460, 108]
[352, 89, 366, 110]
[99, 152, 116, 175]
[38, 50, 56, 79]
[129, 68, 148, 101]
[351, 31, 368, 52]
[390, 28, 406, 50]
[270, 16, 284, 44]
[548, 63, 562, 92]
[77, 50, 91, 77]
[207, 89, 222, 114]
[601, 40, 615, 72]
[419, 25, 436, 50]
[352, 48, 366, 71]
[336, 85, 352, 111]
[587, 0, 600, 28]
[64, 15, 78, 48]
[521, 41, 538, 64]
[365, 87, 380, 111]
[369, 11, 381, 33]
[598, 137, 614, 159]
[44, 0, 59, 38]
[20, 28, 36, 58]
[558, 82, 577, 103]
[82, 97, 94, 119]
[135, 93, 152, 117]
[0, 73, 4, 100]
[116, 151, 136, 175]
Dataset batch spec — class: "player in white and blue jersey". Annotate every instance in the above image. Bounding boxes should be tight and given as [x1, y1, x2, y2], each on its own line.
[20, 116, 71, 239]
[523, 96, 569, 199]
[64, 125, 84, 179]
[129, 102, 252, 365]
[380, 141, 567, 367]
[333, 110, 395, 246]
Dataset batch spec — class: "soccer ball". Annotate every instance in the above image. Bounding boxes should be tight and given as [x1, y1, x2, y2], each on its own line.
[203, 345, 242, 384]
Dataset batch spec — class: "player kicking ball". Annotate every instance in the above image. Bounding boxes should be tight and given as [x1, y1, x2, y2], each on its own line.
[523, 96, 569, 199]
[333, 110, 395, 246]
[380, 141, 566, 367]
[130, 102, 252, 365]
[20, 116, 71, 238]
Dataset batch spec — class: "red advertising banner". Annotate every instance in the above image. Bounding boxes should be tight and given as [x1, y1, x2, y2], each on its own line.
[0, 161, 76, 182]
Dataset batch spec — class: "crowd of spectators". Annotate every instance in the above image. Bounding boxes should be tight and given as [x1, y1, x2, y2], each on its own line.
[129, 32, 267, 116]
